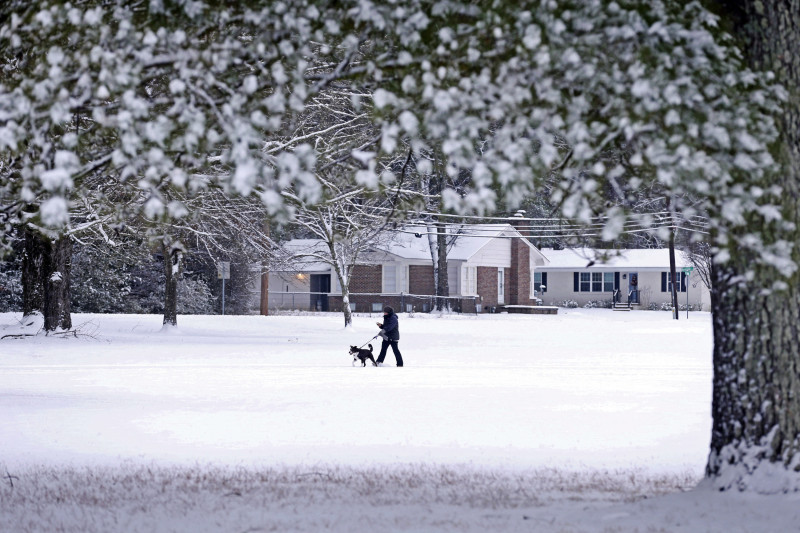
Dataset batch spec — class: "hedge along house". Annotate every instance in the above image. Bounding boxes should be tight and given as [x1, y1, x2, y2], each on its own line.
[267, 224, 549, 314]
[535, 248, 712, 310]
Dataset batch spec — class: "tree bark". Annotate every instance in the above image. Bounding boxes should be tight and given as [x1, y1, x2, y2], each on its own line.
[162, 241, 183, 327]
[705, 0, 800, 491]
[260, 271, 269, 316]
[21, 226, 45, 317]
[435, 222, 449, 311]
[22, 228, 72, 331]
[668, 229, 679, 320]
[42, 235, 72, 331]
[260, 223, 270, 316]
[328, 244, 352, 328]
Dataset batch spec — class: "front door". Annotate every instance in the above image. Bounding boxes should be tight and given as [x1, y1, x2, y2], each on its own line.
[497, 269, 505, 304]
[628, 272, 639, 304]
[310, 274, 331, 311]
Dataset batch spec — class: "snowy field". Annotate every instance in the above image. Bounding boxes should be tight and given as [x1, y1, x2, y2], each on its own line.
[1, 309, 797, 532]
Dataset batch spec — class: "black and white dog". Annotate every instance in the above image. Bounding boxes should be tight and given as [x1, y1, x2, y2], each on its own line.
[350, 344, 377, 367]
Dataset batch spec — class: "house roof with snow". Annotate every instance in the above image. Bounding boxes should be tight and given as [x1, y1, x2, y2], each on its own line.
[375, 224, 548, 263]
[275, 224, 548, 269]
[539, 248, 693, 270]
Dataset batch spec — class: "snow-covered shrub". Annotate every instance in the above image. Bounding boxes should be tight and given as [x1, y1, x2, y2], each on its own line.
[559, 300, 579, 309]
[584, 300, 612, 309]
[177, 278, 215, 315]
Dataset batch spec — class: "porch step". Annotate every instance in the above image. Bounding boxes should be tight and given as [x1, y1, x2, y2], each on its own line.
[612, 302, 632, 311]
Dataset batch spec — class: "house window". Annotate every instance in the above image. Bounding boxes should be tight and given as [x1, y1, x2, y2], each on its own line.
[383, 265, 396, 293]
[533, 272, 547, 294]
[663, 272, 687, 293]
[372, 303, 384, 312]
[603, 272, 615, 292]
[462, 266, 477, 296]
[575, 272, 609, 292]
[349, 302, 356, 312]
[497, 269, 505, 304]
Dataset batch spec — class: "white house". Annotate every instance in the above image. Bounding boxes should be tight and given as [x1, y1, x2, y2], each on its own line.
[534, 248, 711, 310]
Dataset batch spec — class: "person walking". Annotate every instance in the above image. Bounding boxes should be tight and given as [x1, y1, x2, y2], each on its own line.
[376, 306, 403, 367]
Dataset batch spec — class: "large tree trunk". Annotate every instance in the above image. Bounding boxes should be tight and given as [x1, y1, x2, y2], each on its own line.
[21, 226, 45, 318]
[435, 221, 449, 311]
[162, 241, 183, 327]
[260, 223, 270, 316]
[330, 250, 352, 327]
[42, 235, 72, 332]
[340, 285, 353, 327]
[706, 0, 800, 491]
[22, 228, 72, 331]
[668, 229, 678, 320]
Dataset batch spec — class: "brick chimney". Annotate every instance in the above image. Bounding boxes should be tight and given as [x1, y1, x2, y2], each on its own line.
[508, 210, 535, 306]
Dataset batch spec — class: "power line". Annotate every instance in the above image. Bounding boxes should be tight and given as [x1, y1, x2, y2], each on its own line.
[371, 205, 708, 223]
[388, 224, 708, 240]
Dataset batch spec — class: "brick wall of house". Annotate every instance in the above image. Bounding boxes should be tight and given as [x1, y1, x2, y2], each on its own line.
[509, 217, 536, 306]
[409, 265, 435, 295]
[477, 267, 499, 308]
[505, 267, 512, 304]
[349, 265, 382, 293]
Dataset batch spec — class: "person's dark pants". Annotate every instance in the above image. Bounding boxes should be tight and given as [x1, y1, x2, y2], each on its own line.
[377, 340, 403, 366]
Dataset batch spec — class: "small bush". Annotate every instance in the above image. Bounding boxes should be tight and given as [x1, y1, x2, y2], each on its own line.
[584, 300, 612, 309]
[559, 300, 579, 308]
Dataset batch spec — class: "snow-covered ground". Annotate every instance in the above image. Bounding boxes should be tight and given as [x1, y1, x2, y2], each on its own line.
[1, 309, 797, 532]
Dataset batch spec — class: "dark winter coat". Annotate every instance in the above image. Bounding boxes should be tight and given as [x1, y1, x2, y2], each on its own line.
[381, 311, 400, 341]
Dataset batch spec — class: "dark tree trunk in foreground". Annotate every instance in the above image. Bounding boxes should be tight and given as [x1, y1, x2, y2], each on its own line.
[22, 226, 45, 318]
[42, 235, 72, 331]
[668, 229, 678, 320]
[162, 242, 183, 327]
[22, 228, 72, 331]
[706, 0, 800, 491]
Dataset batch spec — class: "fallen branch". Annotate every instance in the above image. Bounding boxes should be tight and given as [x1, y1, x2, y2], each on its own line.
[0, 333, 38, 340]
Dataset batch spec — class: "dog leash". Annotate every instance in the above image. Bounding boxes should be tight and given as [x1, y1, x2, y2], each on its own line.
[359, 335, 379, 349]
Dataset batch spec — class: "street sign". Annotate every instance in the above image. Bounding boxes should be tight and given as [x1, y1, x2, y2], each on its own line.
[217, 261, 231, 280]
[217, 261, 231, 315]
[681, 266, 694, 274]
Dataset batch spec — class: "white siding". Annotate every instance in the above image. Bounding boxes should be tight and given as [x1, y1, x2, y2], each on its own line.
[464, 236, 511, 268]
[269, 272, 311, 293]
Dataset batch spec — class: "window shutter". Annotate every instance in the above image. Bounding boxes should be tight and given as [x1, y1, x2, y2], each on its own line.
[661, 272, 667, 292]
[614, 272, 620, 291]
[573, 272, 579, 292]
[542, 272, 548, 293]
[681, 272, 687, 292]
